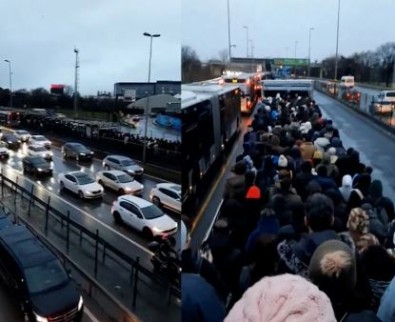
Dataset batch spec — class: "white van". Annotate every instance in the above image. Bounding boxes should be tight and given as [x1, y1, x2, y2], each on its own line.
[370, 90, 395, 114]
[340, 76, 355, 88]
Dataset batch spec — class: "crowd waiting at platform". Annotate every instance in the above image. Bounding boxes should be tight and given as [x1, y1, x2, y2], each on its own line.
[181, 94, 395, 322]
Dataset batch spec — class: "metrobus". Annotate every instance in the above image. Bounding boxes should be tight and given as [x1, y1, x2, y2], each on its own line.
[182, 84, 241, 217]
[0, 110, 21, 127]
[220, 72, 261, 114]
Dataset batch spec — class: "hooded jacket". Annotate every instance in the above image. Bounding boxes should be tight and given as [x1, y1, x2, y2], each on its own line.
[339, 175, 353, 202]
[245, 215, 280, 254]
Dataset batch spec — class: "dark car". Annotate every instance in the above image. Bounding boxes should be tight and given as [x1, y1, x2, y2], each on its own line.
[22, 155, 53, 176]
[1, 133, 20, 150]
[61, 143, 94, 161]
[0, 225, 84, 321]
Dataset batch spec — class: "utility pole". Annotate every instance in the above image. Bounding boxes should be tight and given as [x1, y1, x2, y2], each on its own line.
[74, 48, 80, 118]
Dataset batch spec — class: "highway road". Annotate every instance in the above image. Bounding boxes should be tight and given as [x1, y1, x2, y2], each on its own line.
[191, 89, 395, 251]
[0, 139, 179, 249]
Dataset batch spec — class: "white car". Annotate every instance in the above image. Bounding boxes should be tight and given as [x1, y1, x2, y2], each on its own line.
[59, 171, 104, 199]
[27, 144, 53, 160]
[96, 170, 144, 195]
[0, 142, 9, 160]
[149, 183, 181, 214]
[14, 129, 31, 142]
[30, 135, 52, 149]
[111, 195, 178, 239]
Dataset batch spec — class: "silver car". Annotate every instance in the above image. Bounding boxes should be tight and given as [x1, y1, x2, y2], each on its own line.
[96, 170, 143, 195]
[102, 155, 144, 177]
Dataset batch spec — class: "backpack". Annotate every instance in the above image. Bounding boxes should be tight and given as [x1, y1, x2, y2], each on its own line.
[246, 184, 261, 199]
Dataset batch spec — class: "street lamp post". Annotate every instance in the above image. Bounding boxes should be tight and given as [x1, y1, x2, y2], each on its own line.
[243, 26, 249, 58]
[73, 48, 79, 118]
[334, 0, 341, 82]
[308, 27, 315, 77]
[227, 0, 232, 63]
[142, 32, 160, 164]
[4, 59, 12, 108]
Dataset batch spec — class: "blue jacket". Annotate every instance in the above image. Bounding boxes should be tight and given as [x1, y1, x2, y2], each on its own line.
[377, 276, 395, 322]
[182, 273, 226, 322]
[245, 215, 280, 254]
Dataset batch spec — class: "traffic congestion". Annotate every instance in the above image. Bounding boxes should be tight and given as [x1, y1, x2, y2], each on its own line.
[0, 126, 181, 249]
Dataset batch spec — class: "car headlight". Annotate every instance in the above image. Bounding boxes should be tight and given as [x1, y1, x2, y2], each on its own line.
[78, 296, 84, 311]
[80, 153, 86, 156]
[34, 313, 48, 322]
[152, 227, 163, 233]
[8, 141, 13, 144]
[37, 168, 43, 171]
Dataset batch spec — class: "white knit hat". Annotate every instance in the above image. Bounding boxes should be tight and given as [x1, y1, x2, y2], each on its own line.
[225, 274, 336, 322]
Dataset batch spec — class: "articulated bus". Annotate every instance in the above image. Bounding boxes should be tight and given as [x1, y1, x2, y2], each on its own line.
[182, 84, 241, 217]
[0, 110, 21, 127]
[220, 72, 261, 114]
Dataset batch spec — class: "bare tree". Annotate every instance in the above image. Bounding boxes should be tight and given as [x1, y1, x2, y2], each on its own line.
[218, 48, 229, 64]
[182, 46, 202, 83]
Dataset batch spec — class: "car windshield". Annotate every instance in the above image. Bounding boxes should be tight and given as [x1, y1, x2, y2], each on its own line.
[34, 146, 47, 152]
[72, 144, 86, 151]
[17, 130, 28, 135]
[141, 205, 164, 219]
[75, 174, 95, 185]
[24, 259, 69, 294]
[30, 157, 47, 166]
[34, 136, 46, 141]
[121, 159, 135, 166]
[117, 174, 133, 183]
[4, 135, 17, 140]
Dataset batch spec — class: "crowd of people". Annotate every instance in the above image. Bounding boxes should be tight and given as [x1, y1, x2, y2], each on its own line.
[181, 94, 395, 322]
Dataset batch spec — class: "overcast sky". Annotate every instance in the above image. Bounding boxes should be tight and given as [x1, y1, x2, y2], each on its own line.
[183, 0, 395, 63]
[0, 0, 181, 95]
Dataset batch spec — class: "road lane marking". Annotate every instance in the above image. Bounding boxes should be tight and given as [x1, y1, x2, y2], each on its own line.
[1, 164, 153, 256]
[84, 307, 101, 322]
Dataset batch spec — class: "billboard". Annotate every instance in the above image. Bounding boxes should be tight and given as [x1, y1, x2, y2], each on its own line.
[273, 58, 309, 67]
[50, 84, 65, 95]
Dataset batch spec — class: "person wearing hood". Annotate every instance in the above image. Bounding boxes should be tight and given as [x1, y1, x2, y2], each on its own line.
[339, 175, 353, 203]
[366, 179, 395, 224]
[277, 193, 338, 277]
[182, 273, 226, 322]
[245, 207, 280, 255]
[347, 173, 371, 213]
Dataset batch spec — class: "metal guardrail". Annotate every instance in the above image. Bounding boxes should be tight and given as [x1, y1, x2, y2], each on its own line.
[0, 165, 180, 317]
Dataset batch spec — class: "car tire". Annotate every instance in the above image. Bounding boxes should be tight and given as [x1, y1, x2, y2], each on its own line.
[104, 164, 110, 170]
[113, 211, 123, 224]
[98, 179, 104, 187]
[76, 154, 79, 161]
[63, 151, 67, 159]
[118, 188, 125, 195]
[60, 181, 65, 190]
[152, 196, 161, 207]
[78, 190, 84, 199]
[143, 227, 154, 240]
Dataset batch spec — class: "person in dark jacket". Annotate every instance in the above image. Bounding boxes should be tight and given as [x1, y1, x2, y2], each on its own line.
[314, 164, 338, 192]
[182, 273, 226, 322]
[347, 173, 372, 213]
[308, 240, 377, 321]
[277, 193, 338, 277]
[294, 160, 316, 201]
